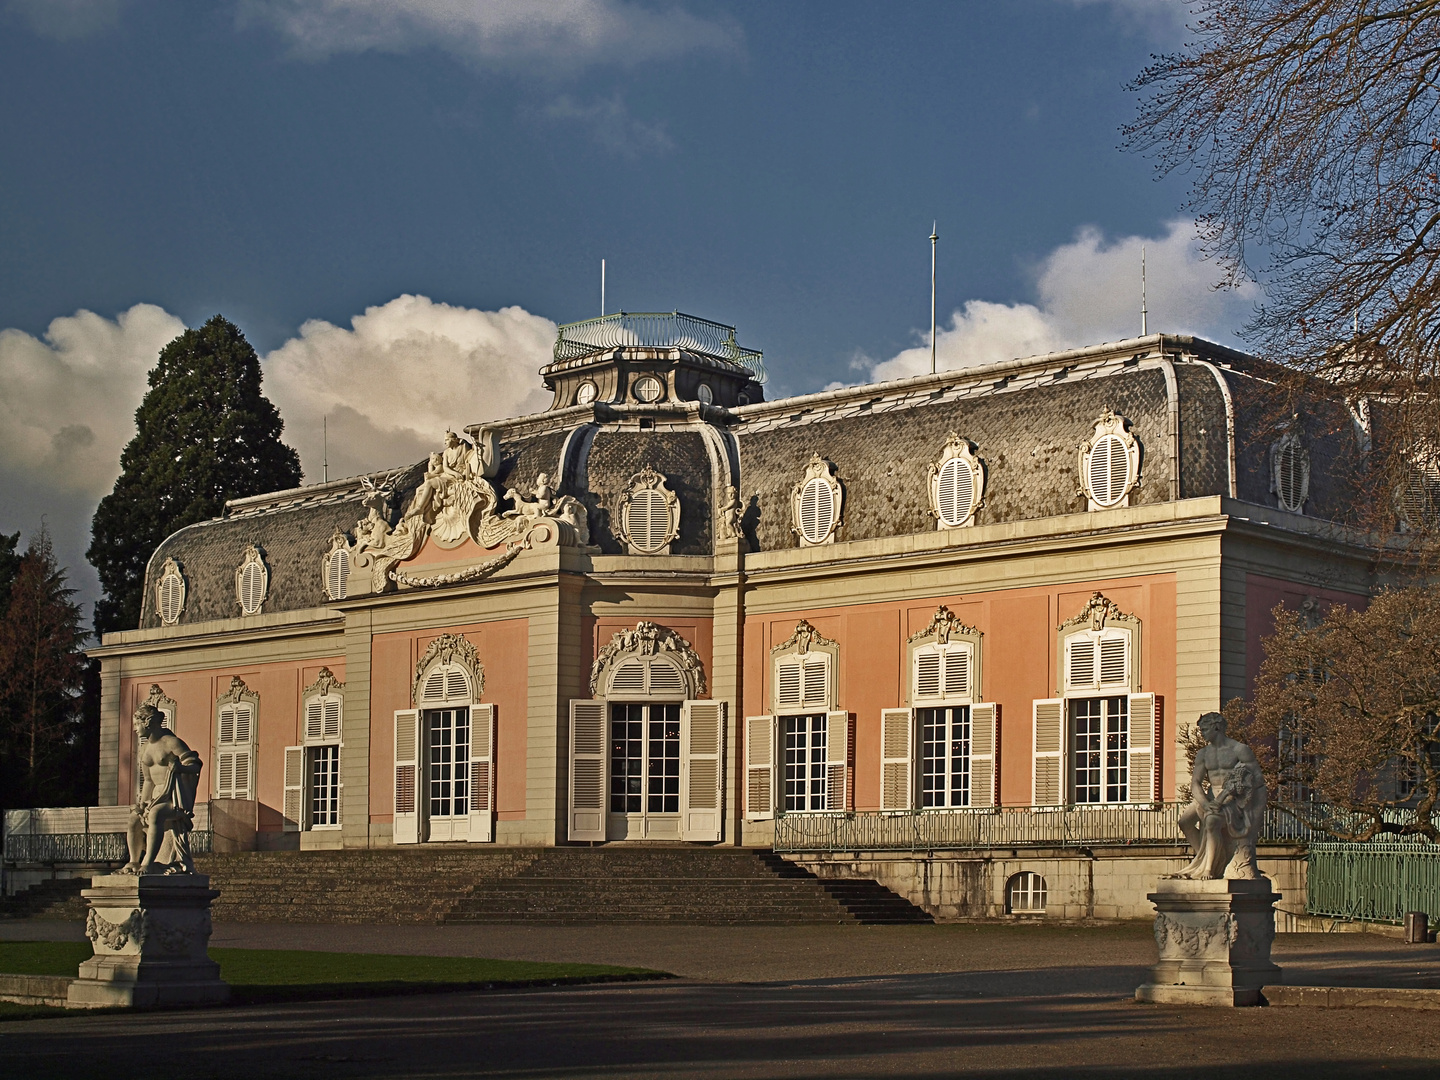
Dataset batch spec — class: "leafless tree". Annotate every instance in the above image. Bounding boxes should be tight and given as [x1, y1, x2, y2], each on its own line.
[1128, 1, 1440, 532]
[1229, 587, 1440, 840]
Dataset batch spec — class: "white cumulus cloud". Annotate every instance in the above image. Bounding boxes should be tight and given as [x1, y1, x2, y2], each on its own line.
[868, 219, 1259, 382]
[240, 0, 741, 68]
[262, 294, 555, 481]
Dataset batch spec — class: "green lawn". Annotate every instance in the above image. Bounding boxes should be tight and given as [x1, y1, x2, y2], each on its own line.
[0, 940, 668, 1014]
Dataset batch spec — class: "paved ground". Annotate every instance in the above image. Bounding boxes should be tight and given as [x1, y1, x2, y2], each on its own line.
[4, 920, 1440, 1078]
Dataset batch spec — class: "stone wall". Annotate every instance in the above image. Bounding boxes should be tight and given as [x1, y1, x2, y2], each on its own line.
[789, 846, 1307, 922]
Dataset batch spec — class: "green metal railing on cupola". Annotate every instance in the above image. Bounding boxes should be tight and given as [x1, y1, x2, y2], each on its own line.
[553, 311, 767, 384]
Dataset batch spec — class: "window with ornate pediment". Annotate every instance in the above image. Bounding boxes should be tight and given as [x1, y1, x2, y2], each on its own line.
[792, 453, 844, 547]
[156, 558, 186, 625]
[619, 467, 680, 555]
[1078, 410, 1142, 511]
[927, 434, 986, 529]
[236, 544, 268, 615]
[1270, 428, 1310, 514]
[413, 634, 484, 707]
[215, 676, 258, 801]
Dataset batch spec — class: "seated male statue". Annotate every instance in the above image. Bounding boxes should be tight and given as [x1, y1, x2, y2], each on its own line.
[123, 703, 203, 875]
[1169, 710, 1268, 880]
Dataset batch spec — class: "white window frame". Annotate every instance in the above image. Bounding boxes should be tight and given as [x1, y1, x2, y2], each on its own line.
[791, 453, 844, 547]
[1078, 411, 1142, 511]
[155, 558, 185, 625]
[927, 433, 985, 530]
[619, 467, 680, 555]
[236, 544, 268, 616]
[1271, 429, 1310, 514]
[287, 673, 345, 833]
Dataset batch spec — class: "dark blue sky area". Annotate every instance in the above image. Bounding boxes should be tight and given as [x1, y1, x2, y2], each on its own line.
[0, 0, 1186, 393]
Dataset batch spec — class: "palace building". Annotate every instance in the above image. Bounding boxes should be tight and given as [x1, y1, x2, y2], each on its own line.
[82, 311, 1384, 918]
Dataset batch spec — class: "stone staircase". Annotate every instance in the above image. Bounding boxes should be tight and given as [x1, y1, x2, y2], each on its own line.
[192, 847, 932, 926]
[0, 877, 88, 920]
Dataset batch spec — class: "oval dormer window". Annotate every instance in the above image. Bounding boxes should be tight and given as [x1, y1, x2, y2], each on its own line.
[576, 381, 597, 406]
[1087, 434, 1132, 508]
[633, 375, 664, 403]
[798, 477, 836, 545]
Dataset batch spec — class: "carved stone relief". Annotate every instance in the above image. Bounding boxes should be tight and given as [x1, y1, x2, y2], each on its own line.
[590, 621, 707, 697]
[413, 632, 485, 704]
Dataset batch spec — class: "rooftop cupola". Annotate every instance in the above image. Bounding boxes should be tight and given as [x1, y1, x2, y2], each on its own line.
[541, 311, 766, 411]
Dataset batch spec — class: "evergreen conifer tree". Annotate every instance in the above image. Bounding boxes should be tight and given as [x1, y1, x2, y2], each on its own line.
[88, 316, 302, 634]
[0, 527, 88, 807]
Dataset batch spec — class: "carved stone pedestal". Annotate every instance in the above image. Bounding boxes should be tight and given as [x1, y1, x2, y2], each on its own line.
[1134, 878, 1282, 1007]
[66, 874, 229, 1009]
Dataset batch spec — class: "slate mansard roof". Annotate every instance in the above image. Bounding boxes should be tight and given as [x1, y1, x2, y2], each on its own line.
[135, 332, 1368, 630]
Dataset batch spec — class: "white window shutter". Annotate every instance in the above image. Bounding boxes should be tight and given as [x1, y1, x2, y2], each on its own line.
[234, 703, 253, 744]
[970, 702, 999, 809]
[745, 715, 775, 821]
[282, 745, 305, 832]
[879, 708, 914, 811]
[825, 711, 852, 812]
[323, 697, 341, 741]
[305, 699, 324, 743]
[216, 751, 235, 799]
[914, 650, 941, 699]
[568, 700, 608, 841]
[393, 709, 420, 844]
[681, 700, 724, 841]
[1065, 637, 1096, 690]
[233, 749, 252, 801]
[775, 659, 803, 710]
[446, 667, 469, 702]
[468, 704, 495, 842]
[1032, 699, 1064, 806]
[1099, 634, 1129, 688]
[218, 705, 235, 745]
[611, 658, 647, 696]
[943, 647, 970, 699]
[1127, 693, 1159, 804]
[421, 670, 446, 704]
[803, 655, 829, 708]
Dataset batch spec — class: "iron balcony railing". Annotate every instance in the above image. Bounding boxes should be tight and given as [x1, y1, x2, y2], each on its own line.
[1306, 842, 1440, 925]
[554, 311, 767, 383]
[772, 803, 1322, 853]
[3, 830, 213, 865]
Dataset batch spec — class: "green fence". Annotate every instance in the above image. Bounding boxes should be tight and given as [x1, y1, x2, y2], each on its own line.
[1306, 842, 1440, 924]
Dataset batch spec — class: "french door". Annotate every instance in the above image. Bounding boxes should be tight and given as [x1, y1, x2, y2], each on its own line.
[608, 702, 681, 839]
[425, 707, 470, 841]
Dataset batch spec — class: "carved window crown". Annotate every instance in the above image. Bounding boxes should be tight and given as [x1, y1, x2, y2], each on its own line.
[414, 633, 483, 706]
[792, 453, 843, 546]
[1270, 427, 1310, 514]
[156, 558, 186, 625]
[1078, 410, 1141, 510]
[236, 545, 268, 615]
[927, 434, 985, 529]
[908, 606, 982, 701]
[591, 621, 706, 698]
[304, 667, 345, 743]
[619, 467, 680, 555]
[1057, 593, 1141, 694]
[771, 619, 838, 712]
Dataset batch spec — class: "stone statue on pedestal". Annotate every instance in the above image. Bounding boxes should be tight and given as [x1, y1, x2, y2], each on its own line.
[1170, 711, 1267, 881]
[1135, 710, 1281, 1007]
[123, 704, 202, 875]
[67, 703, 228, 1008]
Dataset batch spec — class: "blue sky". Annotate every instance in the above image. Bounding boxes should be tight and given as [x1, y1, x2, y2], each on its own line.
[0, 0, 1249, 610]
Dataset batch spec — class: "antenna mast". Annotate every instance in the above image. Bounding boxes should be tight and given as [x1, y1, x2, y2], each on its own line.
[1141, 245, 1148, 337]
[323, 416, 329, 483]
[930, 222, 939, 375]
[601, 259, 606, 316]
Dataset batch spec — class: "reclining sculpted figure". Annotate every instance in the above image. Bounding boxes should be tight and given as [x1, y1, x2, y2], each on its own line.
[123, 704, 202, 875]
